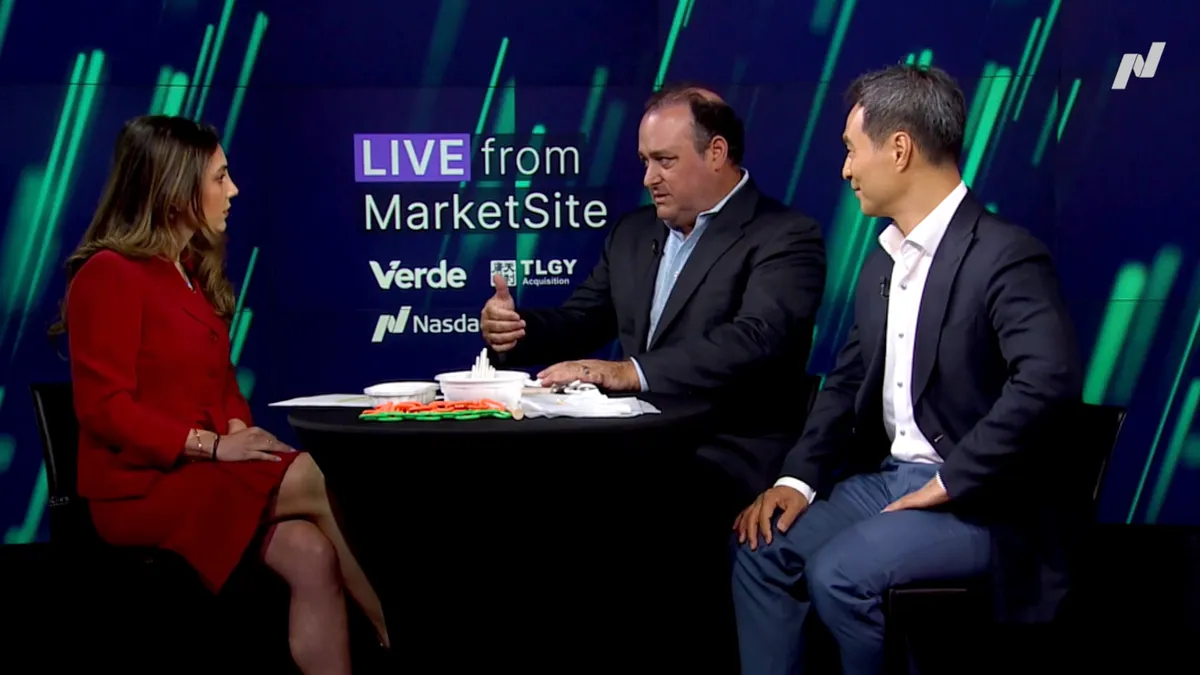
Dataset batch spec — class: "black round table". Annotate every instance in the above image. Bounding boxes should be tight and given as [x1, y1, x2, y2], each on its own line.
[289, 394, 719, 670]
[287, 393, 712, 438]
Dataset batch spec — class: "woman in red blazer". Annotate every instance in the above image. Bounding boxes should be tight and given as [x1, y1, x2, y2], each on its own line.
[51, 116, 388, 673]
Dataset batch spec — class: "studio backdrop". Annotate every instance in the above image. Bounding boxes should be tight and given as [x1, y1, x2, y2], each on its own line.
[1, 0, 1197, 542]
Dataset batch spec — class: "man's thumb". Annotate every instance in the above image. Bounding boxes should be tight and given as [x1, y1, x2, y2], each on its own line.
[493, 274, 512, 300]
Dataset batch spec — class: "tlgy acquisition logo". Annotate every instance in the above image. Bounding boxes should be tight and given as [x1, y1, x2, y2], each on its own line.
[489, 259, 577, 288]
[355, 133, 610, 233]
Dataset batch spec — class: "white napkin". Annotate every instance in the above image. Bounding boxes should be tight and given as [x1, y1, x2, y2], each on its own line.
[519, 389, 660, 419]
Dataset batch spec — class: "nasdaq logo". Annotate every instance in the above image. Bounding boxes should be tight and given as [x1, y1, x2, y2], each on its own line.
[372, 307, 480, 342]
[1112, 42, 1166, 90]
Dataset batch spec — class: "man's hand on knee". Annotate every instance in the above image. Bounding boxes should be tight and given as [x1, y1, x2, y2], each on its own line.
[733, 486, 810, 551]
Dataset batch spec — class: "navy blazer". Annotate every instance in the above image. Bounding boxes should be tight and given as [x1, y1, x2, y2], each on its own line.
[780, 192, 1084, 621]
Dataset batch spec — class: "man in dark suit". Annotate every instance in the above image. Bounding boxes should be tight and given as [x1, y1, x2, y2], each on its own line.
[731, 65, 1083, 675]
[480, 84, 826, 507]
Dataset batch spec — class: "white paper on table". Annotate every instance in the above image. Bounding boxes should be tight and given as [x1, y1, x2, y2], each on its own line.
[268, 394, 374, 408]
[519, 391, 661, 419]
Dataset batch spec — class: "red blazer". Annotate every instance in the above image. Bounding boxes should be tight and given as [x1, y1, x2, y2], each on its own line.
[67, 250, 252, 500]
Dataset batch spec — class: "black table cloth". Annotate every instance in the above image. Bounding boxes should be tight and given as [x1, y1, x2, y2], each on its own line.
[289, 394, 719, 670]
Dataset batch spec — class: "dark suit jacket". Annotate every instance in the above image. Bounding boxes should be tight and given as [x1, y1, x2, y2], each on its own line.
[780, 192, 1084, 621]
[499, 178, 827, 491]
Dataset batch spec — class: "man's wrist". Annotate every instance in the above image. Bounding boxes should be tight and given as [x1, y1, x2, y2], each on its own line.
[620, 359, 642, 391]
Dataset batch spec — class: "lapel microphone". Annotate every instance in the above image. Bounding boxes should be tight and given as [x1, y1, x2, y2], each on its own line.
[879, 276, 890, 298]
[651, 240, 660, 257]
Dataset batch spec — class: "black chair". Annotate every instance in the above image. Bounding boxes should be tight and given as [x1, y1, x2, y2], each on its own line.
[28, 382, 299, 673]
[881, 402, 1127, 675]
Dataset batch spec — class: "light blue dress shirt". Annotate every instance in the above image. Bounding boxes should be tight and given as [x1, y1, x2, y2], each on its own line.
[631, 170, 751, 391]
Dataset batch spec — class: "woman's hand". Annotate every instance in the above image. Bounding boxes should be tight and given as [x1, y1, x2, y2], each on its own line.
[216, 426, 296, 462]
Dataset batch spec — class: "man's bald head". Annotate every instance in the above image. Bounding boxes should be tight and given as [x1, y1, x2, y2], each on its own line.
[643, 82, 743, 165]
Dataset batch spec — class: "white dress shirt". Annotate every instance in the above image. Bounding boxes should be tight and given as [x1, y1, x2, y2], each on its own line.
[777, 181, 968, 504]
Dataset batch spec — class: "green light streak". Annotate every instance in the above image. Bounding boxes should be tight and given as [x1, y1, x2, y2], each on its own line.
[784, 0, 857, 204]
[831, 210, 881, 347]
[474, 40, 510, 138]
[230, 307, 253, 365]
[1056, 78, 1081, 141]
[812, 185, 872, 368]
[1030, 88, 1058, 167]
[1146, 378, 1200, 522]
[236, 367, 256, 400]
[961, 66, 1011, 187]
[809, 0, 838, 34]
[0, 0, 15, 61]
[149, 66, 174, 114]
[514, 123, 546, 305]
[0, 167, 45, 332]
[586, 101, 626, 188]
[1111, 246, 1182, 404]
[0, 433, 13, 475]
[1183, 435, 1200, 469]
[977, 17, 1041, 186]
[458, 36, 509, 191]
[579, 66, 609, 140]
[1012, 0, 1060, 121]
[963, 63, 996, 153]
[682, 0, 697, 27]
[654, 0, 691, 91]
[12, 50, 105, 352]
[0, 386, 13, 475]
[230, 246, 258, 344]
[744, 85, 762, 128]
[1, 54, 86, 347]
[193, 0, 236, 121]
[514, 123, 545, 189]
[161, 70, 190, 116]
[1082, 263, 1146, 404]
[182, 24, 214, 118]
[1128, 270, 1200, 523]
[223, 11, 268, 151]
[4, 464, 46, 543]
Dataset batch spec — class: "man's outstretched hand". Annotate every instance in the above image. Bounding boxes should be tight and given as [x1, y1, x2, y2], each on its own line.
[733, 485, 810, 551]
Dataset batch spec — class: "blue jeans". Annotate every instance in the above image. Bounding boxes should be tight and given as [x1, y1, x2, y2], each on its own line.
[731, 460, 992, 675]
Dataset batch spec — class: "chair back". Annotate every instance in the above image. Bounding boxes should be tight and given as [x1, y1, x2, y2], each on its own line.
[29, 381, 100, 543]
[1074, 402, 1126, 505]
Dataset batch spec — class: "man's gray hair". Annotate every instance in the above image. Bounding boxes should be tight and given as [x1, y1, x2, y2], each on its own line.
[844, 64, 966, 166]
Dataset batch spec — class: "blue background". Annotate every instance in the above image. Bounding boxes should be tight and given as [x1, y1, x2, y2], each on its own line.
[1, 0, 1198, 542]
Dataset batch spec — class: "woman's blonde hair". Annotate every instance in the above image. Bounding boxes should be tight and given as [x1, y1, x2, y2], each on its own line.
[49, 115, 234, 335]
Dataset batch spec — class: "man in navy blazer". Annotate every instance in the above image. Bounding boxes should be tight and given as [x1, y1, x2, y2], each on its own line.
[730, 64, 1083, 674]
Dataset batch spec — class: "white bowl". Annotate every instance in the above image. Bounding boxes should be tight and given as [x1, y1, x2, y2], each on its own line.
[435, 370, 527, 409]
[362, 381, 438, 406]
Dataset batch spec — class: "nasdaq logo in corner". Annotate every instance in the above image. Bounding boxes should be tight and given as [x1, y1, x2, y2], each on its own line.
[1112, 42, 1166, 90]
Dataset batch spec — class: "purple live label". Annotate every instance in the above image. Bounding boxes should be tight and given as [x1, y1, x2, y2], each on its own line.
[354, 133, 472, 183]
